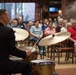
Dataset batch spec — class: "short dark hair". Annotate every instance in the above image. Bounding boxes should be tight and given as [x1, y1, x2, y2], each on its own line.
[0, 9, 6, 12]
[0, 9, 7, 15]
[34, 20, 39, 23]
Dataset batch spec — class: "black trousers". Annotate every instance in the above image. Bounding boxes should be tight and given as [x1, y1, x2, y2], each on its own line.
[0, 59, 31, 75]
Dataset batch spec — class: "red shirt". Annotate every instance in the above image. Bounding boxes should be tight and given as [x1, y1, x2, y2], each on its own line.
[68, 26, 76, 40]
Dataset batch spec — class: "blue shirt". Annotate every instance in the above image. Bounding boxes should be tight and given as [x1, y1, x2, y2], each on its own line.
[42, 24, 48, 30]
[30, 26, 42, 39]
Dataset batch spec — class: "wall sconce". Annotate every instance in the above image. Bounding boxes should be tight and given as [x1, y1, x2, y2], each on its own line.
[58, 10, 62, 14]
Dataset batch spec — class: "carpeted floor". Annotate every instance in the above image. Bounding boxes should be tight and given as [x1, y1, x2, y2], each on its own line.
[56, 68, 76, 75]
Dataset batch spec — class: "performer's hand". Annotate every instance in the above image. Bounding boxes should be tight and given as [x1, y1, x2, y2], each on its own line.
[25, 50, 31, 56]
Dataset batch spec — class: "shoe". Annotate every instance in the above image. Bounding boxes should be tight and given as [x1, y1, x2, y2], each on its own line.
[40, 50, 43, 55]
[40, 51, 46, 56]
[44, 50, 46, 52]
[40, 50, 46, 53]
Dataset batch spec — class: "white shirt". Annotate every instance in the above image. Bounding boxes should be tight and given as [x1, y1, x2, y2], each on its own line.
[60, 27, 67, 32]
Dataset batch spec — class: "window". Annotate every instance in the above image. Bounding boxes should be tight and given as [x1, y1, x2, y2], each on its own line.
[0, 3, 35, 21]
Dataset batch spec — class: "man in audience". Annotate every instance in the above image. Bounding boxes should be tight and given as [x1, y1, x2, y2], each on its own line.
[68, 19, 76, 54]
[18, 17, 25, 29]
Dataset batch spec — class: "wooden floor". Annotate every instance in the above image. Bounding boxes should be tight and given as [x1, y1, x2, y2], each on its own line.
[37, 53, 76, 69]
[14, 43, 76, 75]
[12, 52, 76, 75]
[16, 43, 76, 69]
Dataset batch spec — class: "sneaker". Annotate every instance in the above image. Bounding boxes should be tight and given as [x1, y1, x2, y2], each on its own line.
[40, 50, 46, 56]
[40, 50, 43, 55]
[44, 50, 46, 52]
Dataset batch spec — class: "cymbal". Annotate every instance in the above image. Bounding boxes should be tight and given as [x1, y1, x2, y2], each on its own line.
[39, 32, 71, 46]
[13, 28, 29, 41]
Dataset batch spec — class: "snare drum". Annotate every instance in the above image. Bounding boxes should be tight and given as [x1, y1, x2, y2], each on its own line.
[24, 46, 37, 62]
[31, 59, 55, 75]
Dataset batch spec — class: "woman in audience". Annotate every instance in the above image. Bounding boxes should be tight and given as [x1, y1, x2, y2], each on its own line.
[44, 22, 56, 36]
[30, 20, 46, 54]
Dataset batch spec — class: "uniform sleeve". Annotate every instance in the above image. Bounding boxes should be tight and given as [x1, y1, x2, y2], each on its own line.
[7, 29, 27, 58]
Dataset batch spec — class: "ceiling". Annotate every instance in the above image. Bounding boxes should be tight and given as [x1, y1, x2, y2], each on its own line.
[0, 0, 61, 9]
[39, 0, 61, 9]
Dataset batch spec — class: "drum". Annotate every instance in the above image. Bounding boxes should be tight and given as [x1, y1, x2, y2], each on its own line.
[31, 59, 55, 75]
[23, 46, 37, 62]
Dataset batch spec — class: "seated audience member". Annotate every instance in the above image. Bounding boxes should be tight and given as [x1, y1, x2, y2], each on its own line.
[39, 19, 43, 28]
[60, 20, 67, 32]
[66, 22, 72, 29]
[11, 19, 21, 28]
[25, 23, 30, 31]
[48, 17, 56, 28]
[0, 9, 31, 75]
[26, 21, 33, 30]
[42, 18, 48, 37]
[53, 18, 58, 27]
[17, 17, 25, 29]
[25, 21, 33, 34]
[7, 19, 13, 28]
[42, 18, 48, 31]
[69, 18, 73, 24]
[68, 19, 76, 54]
[56, 16, 62, 26]
[56, 18, 63, 32]
[44, 22, 56, 36]
[30, 20, 46, 54]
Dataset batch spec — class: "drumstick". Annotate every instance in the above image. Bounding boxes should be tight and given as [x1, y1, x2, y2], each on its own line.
[31, 39, 40, 50]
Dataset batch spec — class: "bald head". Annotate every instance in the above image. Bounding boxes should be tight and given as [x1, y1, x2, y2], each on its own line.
[0, 9, 7, 16]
